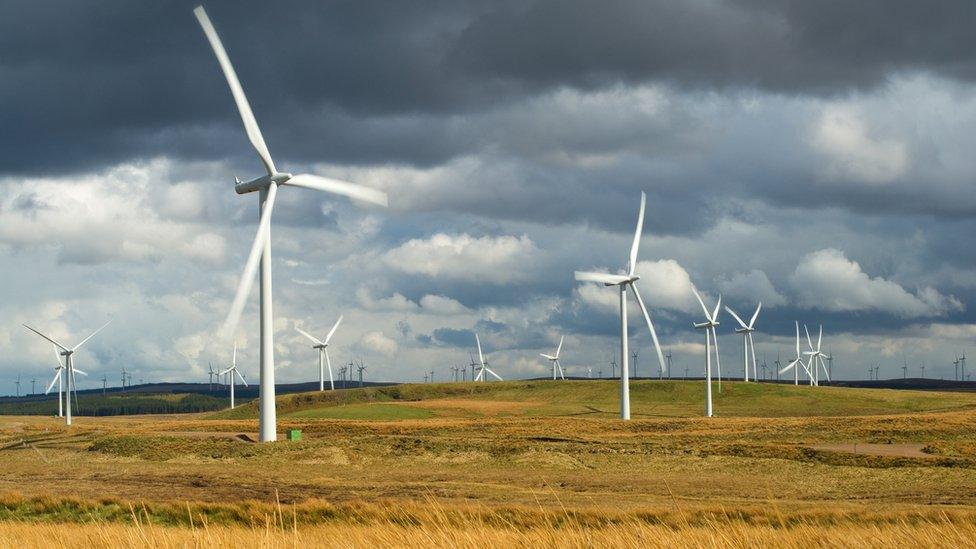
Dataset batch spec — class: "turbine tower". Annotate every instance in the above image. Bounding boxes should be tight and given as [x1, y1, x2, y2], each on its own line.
[574, 191, 668, 420]
[219, 343, 248, 409]
[296, 315, 344, 391]
[778, 322, 811, 385]
[472, 334, 503, 382]
[24, 322, 107, 426]
[692, 290, 721, 417]
[193, 6, 388, 442]
[724, 303, 762, 382]
[540, 336, 566, 380]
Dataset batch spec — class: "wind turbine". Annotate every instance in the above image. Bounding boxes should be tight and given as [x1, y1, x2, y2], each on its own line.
[296, 316, 343, 391]
[803, 325, 830, 386]
[665, 348, 673, 379]
[14, 376, 20, 398]
[473, 334, 503, 382]
[24, 322, 107, 426]
[208, 362, 216, 391]
[778, 322, 811, 385]
[193, 6, 388, 442]
[357, 361, 367, 388]
[692, 290, 722, 417]
[219, 343, 247, 409]
[574, 191, 668, 420]
[540, 336, 566, 380]
[724, 303, 762, 382]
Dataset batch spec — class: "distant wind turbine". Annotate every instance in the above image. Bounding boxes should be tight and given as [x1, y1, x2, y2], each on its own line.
[296, 316, 343, 391]
[724, 303, 762, 382]
[692, 290, 721, 417]
[778, 322, 811, 385]
[473, 334, 503, 382]
[219, 343, 248, 409]
[541, 336, 566, 380]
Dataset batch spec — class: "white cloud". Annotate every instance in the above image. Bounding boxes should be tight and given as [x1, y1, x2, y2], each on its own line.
[810, 105, 908, 184]
[355, 287, 418, 312]
[716, 269, 787, 307]
[575, 259, 703, 315]
[357, 331, 398, 358]
[419, 294, 471, 315]
[382, 233, 537, 284]
[790, 248, 962, 317]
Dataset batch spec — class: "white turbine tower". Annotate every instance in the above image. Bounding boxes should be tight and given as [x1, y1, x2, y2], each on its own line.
[692, 290, 722, 417]
[220, 343, 248, 409]
[473, 334, 503, 382]
[574, 191, 668, 420]
[541, 336, 566, 380]
[24, 322, 108, 426]
[296, 316, 343, 391]
[803, 325, 830, 386]
[724, 303, 762, 382]
[778, 321, 812, 385]
[193, 7, 388, 442]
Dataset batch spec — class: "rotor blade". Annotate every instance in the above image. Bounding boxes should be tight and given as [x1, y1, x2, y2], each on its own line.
[295, 326, 324, 346]
[23, 325, 70, 352]
[628, 191, 646, 276]
[193, 6, 276, 175]
[711, 295, 722, 323]
[73, 368, 88, 376]
[286, 174, 388, 208]
[484, 367, 504, 381]
[817, 324, 823, 351]
[748, 332, 757, 379]
[723, 306, 748, 329]
[53, 345, 64, 368]
[232, 341, 237, 367]
[219, 367, 233, 376]
[711, 326, 722, 378]
[555, 336, 564, 358]
[324, 315, 344, 344]
[748, 302, 762, 329]
[692, 289, 711, 318]
[574, 271, 629, 285]
[630, 283, 667, 375]
[72, 320, 111, 352]
[219, 182, 278, 339]
[804, 325, 814, 351]
[476, 334, 485, 366]
[795, 321, 800, 356]
[236, 369, 248, 386]
[45, 370, 60, 395]
[779, 359, 798, 375]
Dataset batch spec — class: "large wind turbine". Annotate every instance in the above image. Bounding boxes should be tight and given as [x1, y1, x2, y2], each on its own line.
[778, 321, 812, 385]
[473, 334, 503, 382]
[193, 7, 388, 442]
[724, 303, 761, 382]
[540, 336, 566, 380]
[296, 316, 343, 391]
[692, 290, 721, 417]
[574, 191, 668, 420]
[220, 343, 247, 409]
[24, 322, 108, 426]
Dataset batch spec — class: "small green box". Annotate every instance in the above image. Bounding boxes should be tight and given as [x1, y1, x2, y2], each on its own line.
[287, 429, 301, 441]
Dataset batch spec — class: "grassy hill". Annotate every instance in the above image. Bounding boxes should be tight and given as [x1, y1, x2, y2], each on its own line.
[210, 379, 976, 421]
[0, 392, 233, 416]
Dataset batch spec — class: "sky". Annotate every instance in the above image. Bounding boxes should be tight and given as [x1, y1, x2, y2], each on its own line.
[2, 0, 975, 394]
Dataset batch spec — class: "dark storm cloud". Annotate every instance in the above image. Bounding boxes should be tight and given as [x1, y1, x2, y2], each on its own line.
[2, 0, 976, 175]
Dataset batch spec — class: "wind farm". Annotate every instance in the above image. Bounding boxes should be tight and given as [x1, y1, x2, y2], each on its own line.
[1, 2, 975, 547]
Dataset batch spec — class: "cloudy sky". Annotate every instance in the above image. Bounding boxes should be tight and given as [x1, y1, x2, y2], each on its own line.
[2, 0, 975, 393]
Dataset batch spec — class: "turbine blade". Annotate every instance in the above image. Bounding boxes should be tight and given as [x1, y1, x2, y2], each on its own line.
[630, 283, 667, 375]
[23, 325, 69, 352]
[692, 289, 711, 318]
[724, 306, 748, 329]
[795, 321, 800, 356]
[73, 369, 88, 376]
[628, 191, 646, 276]
[219, 367, 233, 376]
[193, 6, 276, 175]
[476, 334, 485, 366]
[748, 302, 762, 328]
[324, 315, 344, 344]
[72, 320, 111, 352]
[711, 295, 722, 323]
[53, 345, 64, 368]
[574, 271, 629, 285]
[295, 326, 324, 346]
[236, 369, 248, 386]
[555, 335, 564, 358]
[45, 370, 60, 395]
[485, 367, 503, 381]
[804, 325, 814, 351]
[779, 360, 797, 375]
[817, 324, 823, 351]
[286, 174, 388, 208]
[219, 182, 278, 340]
[232, 341, 237, 367]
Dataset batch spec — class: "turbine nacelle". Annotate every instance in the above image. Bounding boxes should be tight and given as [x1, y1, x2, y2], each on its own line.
[235, 172, 293, 194]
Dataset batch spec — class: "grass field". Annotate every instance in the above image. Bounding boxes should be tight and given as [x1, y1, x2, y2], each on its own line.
[2, 379, 976, 546]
